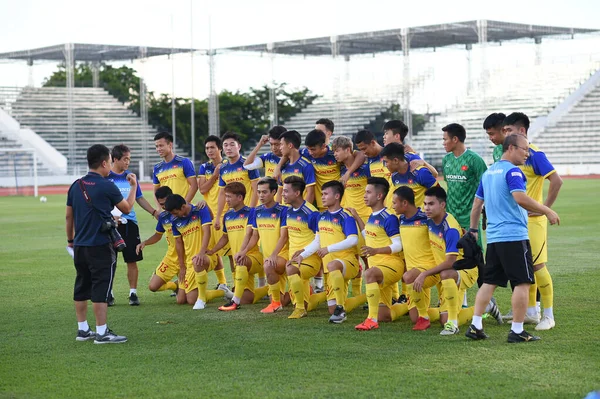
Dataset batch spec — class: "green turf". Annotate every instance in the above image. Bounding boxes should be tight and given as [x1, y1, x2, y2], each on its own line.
[1, 180, 599, 398]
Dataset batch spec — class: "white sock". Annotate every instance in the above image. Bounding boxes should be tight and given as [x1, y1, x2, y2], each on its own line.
[536, 301, 541, 314]
[472, 315, 483, 330]
[314, 276, 324, 289]
[511, 322, 524, 334]
[130, 288, 137, 295]
[233, 296, 241, 305]
[78, 321, 90, 331]
[462, 293, 468, 307]
[258, 277, 266, 287]
[371, 318, 378, 323]
[96, 324, 107, 335]
[450, 320, 458, 328]
[526, 306, 537, 316]
[543, 307, 554, 319]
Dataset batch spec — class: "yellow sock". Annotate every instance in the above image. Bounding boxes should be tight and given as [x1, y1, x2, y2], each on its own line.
[458, 306, 474, 326]
[408, 284, 429, 319]
[289, 274, 305, 310]
[535, 267, 554, 309]
[233, 266, 248, 300]
[269, 281, 281, 303]
[195, 270, 208, 302]
[366, 282, 380, 320]
[232, 269, 236, 285]
[330, 270, 346, 306]
[390, 303, 409, 321]
[345, 294, 366, 313]
[215, 268, 227, 285]
[392, 282, 400, 300]
[307, 292, 326, 311]
[441, 278, 459, 324]
[206, 289, 224, 301]
[528, 282, 537, 307]
[352, 277, 363, 296]
[427, 307, 440, 322]
[253, 286, 269, 304]
[157, 281, 177, 292]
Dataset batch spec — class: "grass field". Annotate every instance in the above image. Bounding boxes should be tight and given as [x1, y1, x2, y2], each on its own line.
[1, 179, 600, 398]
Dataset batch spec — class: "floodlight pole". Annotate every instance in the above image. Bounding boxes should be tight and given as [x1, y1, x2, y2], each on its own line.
[267, 42, 277, 127]
[63, 43, 75, 174]
[171, 14, 176, 146]
[27, 59, 34, 88]
[330, 36, 341, 132]
[535, 37, 543, 65]
[477, 20, 489, 109]
[401, 28, 412, 142]
[92, 61, 100, 88]
[466, 43, 473, 95]
[207, 15, 220, 138]
[190, 0, 195, 165]
[139, 46, 149, 180]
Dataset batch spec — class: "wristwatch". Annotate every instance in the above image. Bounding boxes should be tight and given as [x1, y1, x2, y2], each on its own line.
[468, 228, 478, 233]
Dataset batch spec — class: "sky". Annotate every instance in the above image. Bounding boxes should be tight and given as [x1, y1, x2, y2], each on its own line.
[0, 0, 599, 105]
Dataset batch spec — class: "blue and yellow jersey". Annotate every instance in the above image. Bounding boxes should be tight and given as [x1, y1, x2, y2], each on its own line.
[251, 203, 289, 258]
[301, 147, 341, 209]
[399, 209, 436, 269]
[519, 143, 556, 205]
[171, 206, 212, 264]
[258, 152, 281, 178]
[318, 208, 358, 267]
[391, 165, 437, 209]
[364, 209, 402, 267]
[283, 201, 319, 254]
[427, 212, 463, 266]
[155, 211, 178, 262]
[152, 155, 196, 199]
[219, 156, 260, 206]
[223, 206, 261, 257]
[197, 160, 221, 213]
[369, 151, 421, 209]
[280, 156, 316, 189]
[340, 163, 371, 222]
[107, 170, 143, 223]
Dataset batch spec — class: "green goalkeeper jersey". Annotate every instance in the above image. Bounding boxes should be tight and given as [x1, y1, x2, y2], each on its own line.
[492, 144, 503, 163]
[442, 149, 487, 228]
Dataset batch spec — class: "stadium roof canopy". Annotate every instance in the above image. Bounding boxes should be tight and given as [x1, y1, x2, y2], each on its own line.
[0, 43, 198, 62]
[223, 19, 598, 56]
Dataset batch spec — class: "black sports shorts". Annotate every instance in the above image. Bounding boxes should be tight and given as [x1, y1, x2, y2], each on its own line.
[117, 221, 143, 264]
[483, 240, 535, 288]
[73, 244, 117, 303]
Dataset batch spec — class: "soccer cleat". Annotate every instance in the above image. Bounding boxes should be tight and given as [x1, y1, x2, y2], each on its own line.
[413, 317, 431, 331]
[465, 324, 489, 340]
[107, 294, 115, 307]
[502, 309, 513, 321]
[397, 294, 408, 304]
[355, 318, 379, 331]
[440, 322, 460, 336]
[128, 293, 140, 306]
[94, 329, 127, 344]
[524, 312, 541, 324]
[313, 286, 324, 294]
[260, 301, 283, 314]
[508, 329, 541, 343]
[218, 300, 240, 311]
[329, 305, 347, 324]
[216, 283, 234, 300]
[485, 297, 503, 325]
[288, 308, 307, 319]
[170, 281, 179, 297]
[535, 315, 556, 331]
[76, 329, 96, 342]
[192, 299, 206, 310]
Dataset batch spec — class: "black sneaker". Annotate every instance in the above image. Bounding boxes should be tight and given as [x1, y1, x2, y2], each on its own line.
[129, 292, 140, 306]
[76, 329, 96, 342]
[94, 329, 127, 344]
[397, 294, 408, 304]
[507, 329, 541, 343]
[465, 324, 489, 340]
[107, 294, 115, 307]
[329, 305, 347, 324]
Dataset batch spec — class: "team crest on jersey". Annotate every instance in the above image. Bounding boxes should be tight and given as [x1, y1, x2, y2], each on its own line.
[408, 179, 414, 184]
[294, 169, 299, 173]
[438, 232, 443, 237]
[237, 168, 242, 171]
[374, 219, 380, 225]
[240, 214, 245, 218]
[328, 160, 334, 165]
[192, 215, 197, 220]
[173, 165, 179, 168]
[297, 216, 302, 221]
[415, 220, 421, 226]
[271, 213, 276, 218]
[353, 172, 359, 177]
[461, 165, 468, 171]
[333, 218, 338, 223]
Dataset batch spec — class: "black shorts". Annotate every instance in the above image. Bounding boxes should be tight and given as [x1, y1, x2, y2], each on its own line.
[117, 221, 143, 264]
[483, 240, 535, 288]
[74, 244, 116, 303]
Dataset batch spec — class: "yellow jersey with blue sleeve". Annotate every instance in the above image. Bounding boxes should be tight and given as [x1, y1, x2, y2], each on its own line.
[519, 143, 556, 205]
[427, 212, 462, 266]
[364, 208, 402, 268]
[197, 160, 221, 213]
[251, 203, 289, 258]
[318, 208, 359, 270]
[300, 147, 341, 210]
[219, 156, 260, 206]
[283, 201, 319, 253]
[171, 205, 214, 266]
[155, 211, 178, 264]
[399, 209, 436, 270]
[280, 157, 316, 188]
[391, 165, 437, 209]
[152, 155, 196, 199]
[258, 152, 281, 178]
[340, 163, 371, 222]
[223, 206, 261, 258]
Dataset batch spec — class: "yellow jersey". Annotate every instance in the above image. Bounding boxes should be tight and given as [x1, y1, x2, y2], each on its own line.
[223, 206, 261, 257]
[399, 208, 436, 269]
[364, 208, 403, 267]
[152, 155, 196, 199]
[171, 205, 213, 265]
[251, 203, 289, 258]
[318, 208, 359, 269]
[427, 212, 462, 266]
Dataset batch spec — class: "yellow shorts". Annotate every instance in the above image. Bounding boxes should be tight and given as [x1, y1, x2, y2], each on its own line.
[458, 268, 478, 291]
[371, 262, 403, 308]
[528, 216, 548, 265]
[183, 266, 197, 294]
[325, 258, 359, 303]
[155, 256, 179, 283]
[212, 225, 231, 257]
[238, 252, 264, 294]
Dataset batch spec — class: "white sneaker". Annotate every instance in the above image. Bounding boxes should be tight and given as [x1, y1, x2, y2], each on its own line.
[502, 309, 513, 321]
[217, 284, 234, 300]
[524, 312, 541, 324]
[535, 315, 555, 331]
[440, 322, 459, 336]
[193, 299, 206, 310]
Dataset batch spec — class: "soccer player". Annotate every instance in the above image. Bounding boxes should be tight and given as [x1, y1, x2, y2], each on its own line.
[152, 132, 197, 207]
[165, 194, 231, 309]
[282, 176, 327, 319]
[381, 143, 438, 210]
[483, 113, 507, 163]
[503, 112, 563, 331]
[209, 182, 269, 310]
[315, 118, 335, 146]
[392, 186, 441, 331]
[466, 134, 559, 343]
[294, 181, 366, 323]
[244, 125, 287, 177]
[350, 177, 407, 330]
[278, 130, 316, 204]
[246, 177, 290, 313]
[107, 144, 159, 306]
[381, 120, 438, 176]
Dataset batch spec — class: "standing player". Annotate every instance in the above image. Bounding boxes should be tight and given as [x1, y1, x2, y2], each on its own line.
[244, 125, 287, 178]
[483, 113, 507, 163]
[152, 132, 197, 206]
[107, 144, 159, 306]
[503, 112, 563, 331]
[381, 120, 438, 176]
[282, 176, 327, 319]
[278, 130, 316, 204]
[209, 183, 269, 310]
[315, 118, 335, 146]
[350, 178, 407, 331]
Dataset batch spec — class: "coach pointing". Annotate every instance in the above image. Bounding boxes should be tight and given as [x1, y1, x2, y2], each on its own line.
[466, 134, 559, 343]
[66, 144, 138, 344]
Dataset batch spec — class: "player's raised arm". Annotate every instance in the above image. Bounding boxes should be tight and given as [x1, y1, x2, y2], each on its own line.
[244, 135, 269, 169]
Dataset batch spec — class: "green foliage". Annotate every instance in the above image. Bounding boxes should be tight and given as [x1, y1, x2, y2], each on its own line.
[365, 103, 426, 142]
